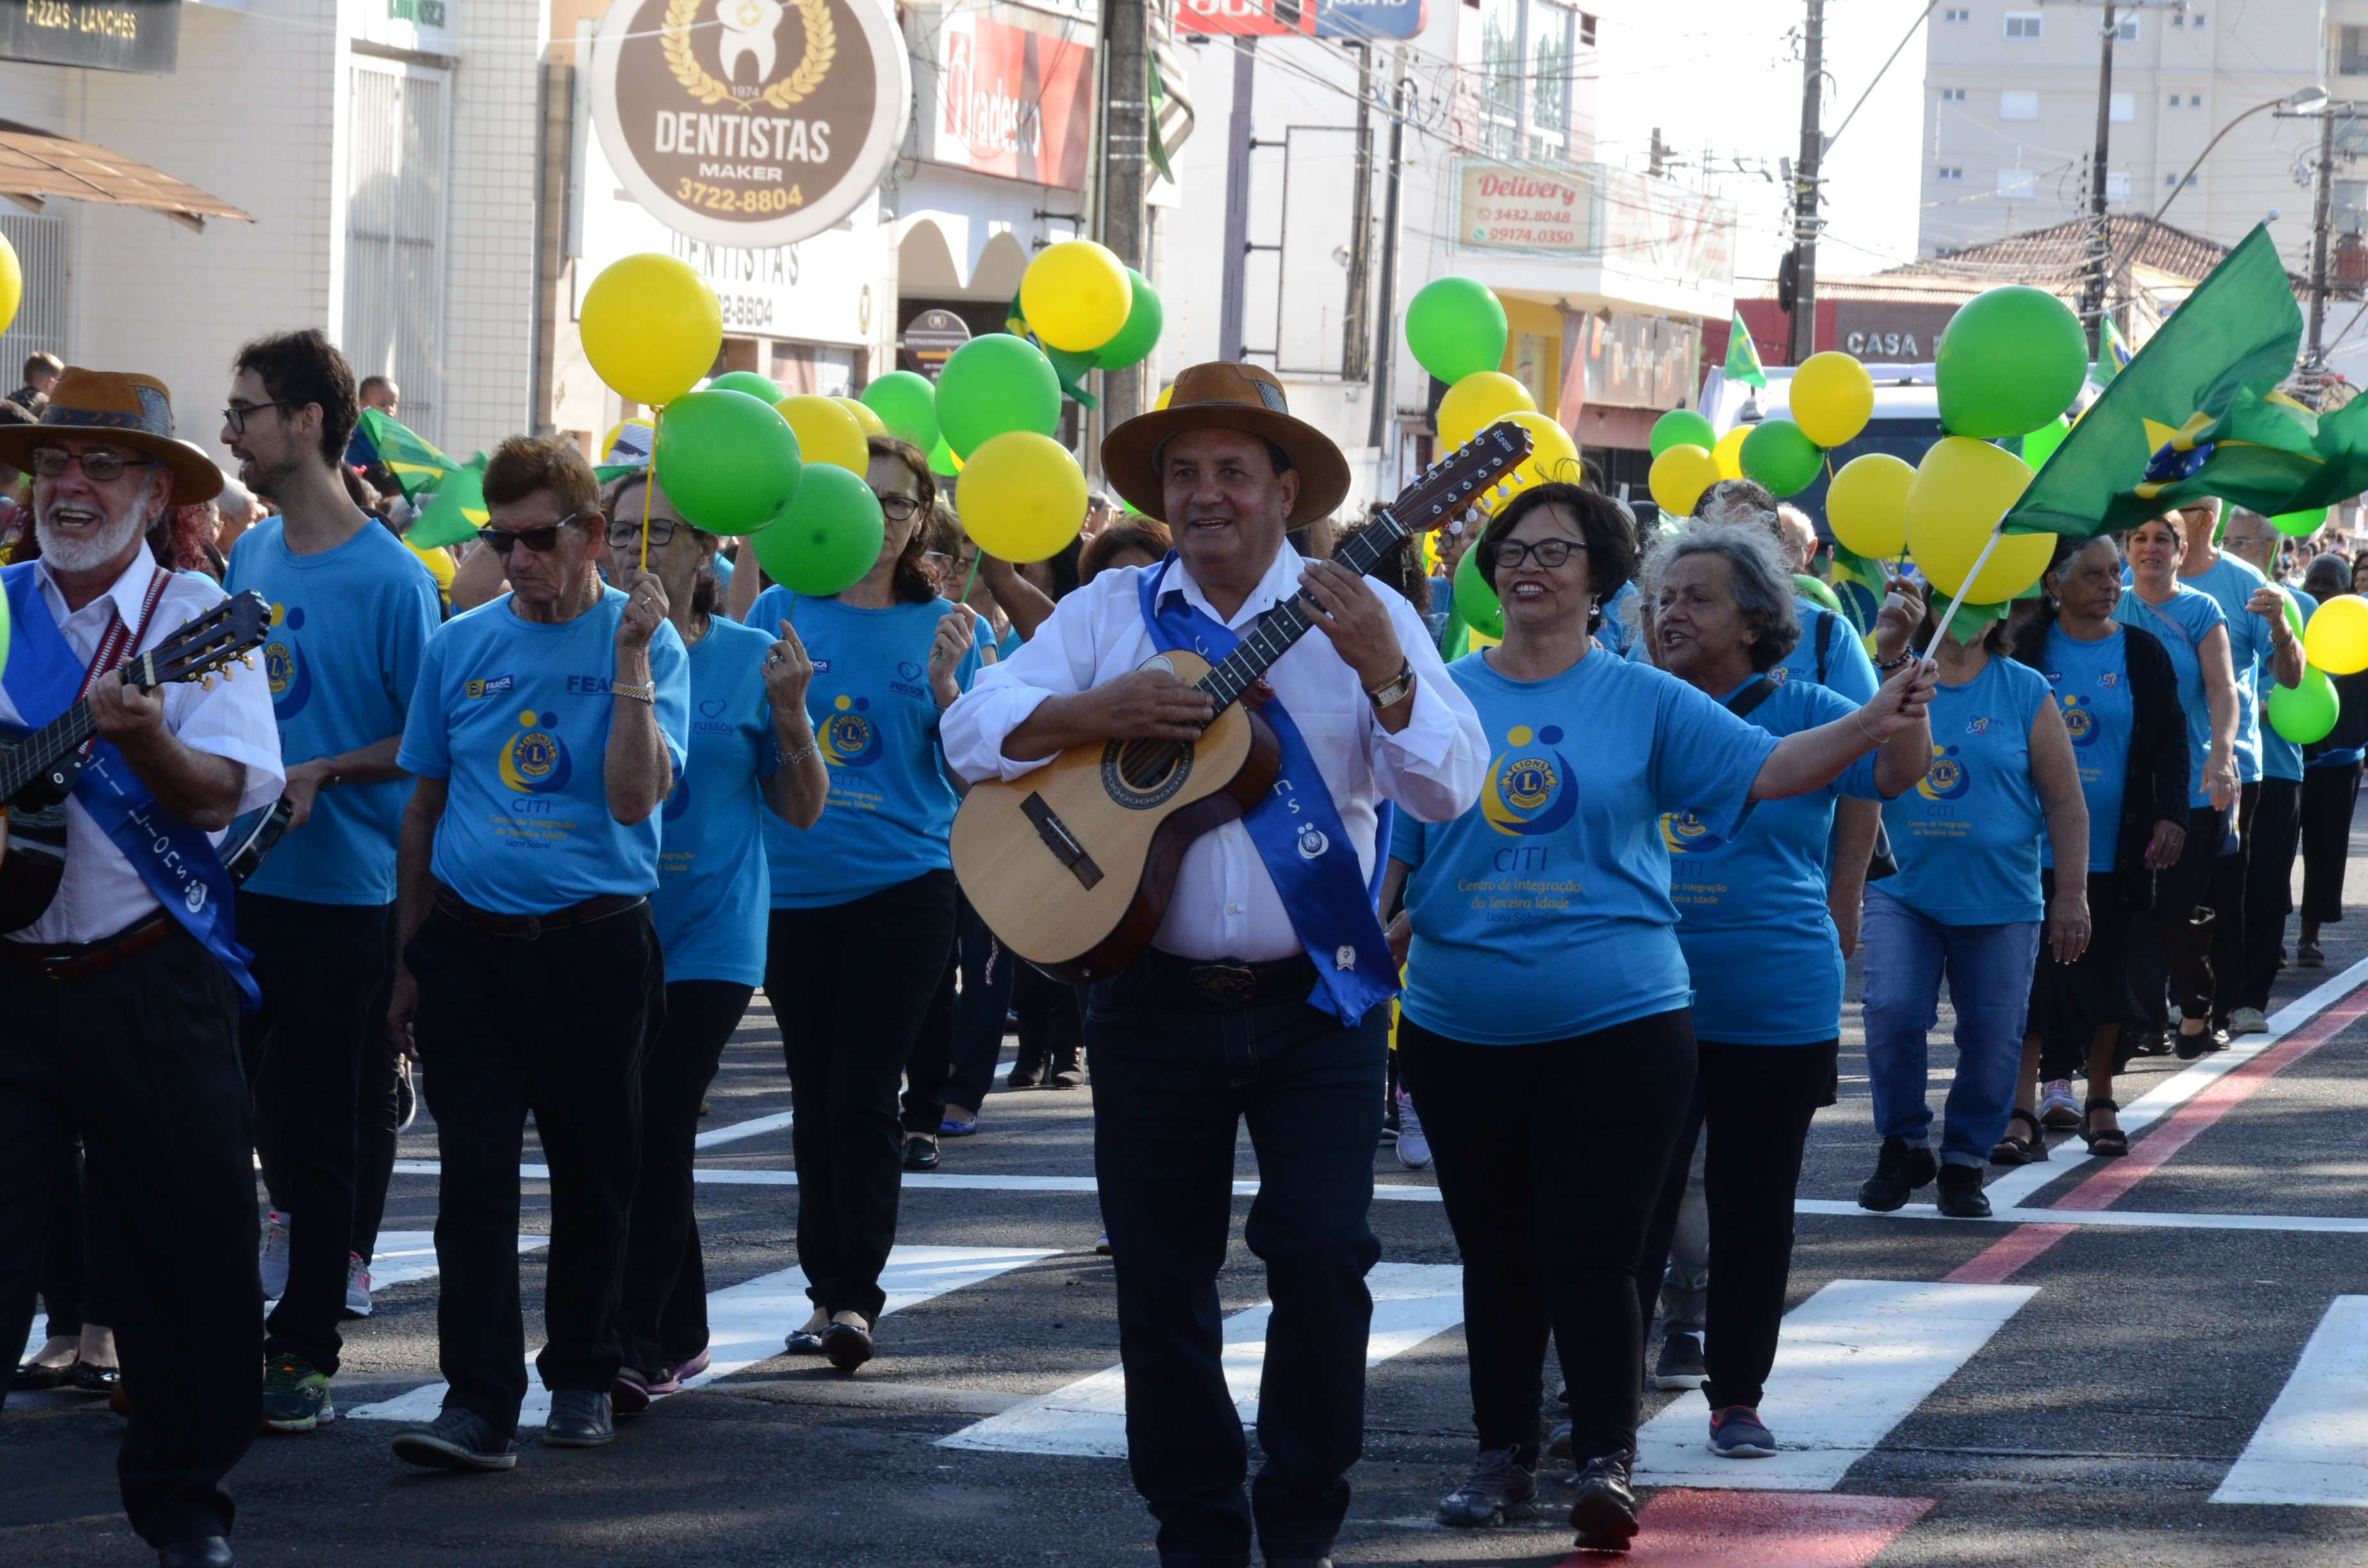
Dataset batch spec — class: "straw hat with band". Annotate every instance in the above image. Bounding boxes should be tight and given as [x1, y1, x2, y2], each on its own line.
[1100, 362, 1350, 526]
[0, 368, 224, 507]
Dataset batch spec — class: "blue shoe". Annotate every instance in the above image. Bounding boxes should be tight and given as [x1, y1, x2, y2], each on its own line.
[939, 1113, 978, 1137]
[1708, 1405, 1778, 1458]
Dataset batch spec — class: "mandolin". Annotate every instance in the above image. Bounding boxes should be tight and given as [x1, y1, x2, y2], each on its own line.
[0, 589, 271, 933]
[950, 421, 1534, 984]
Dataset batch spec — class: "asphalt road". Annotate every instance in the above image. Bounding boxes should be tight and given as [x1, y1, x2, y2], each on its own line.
[10, 835, 2368, 1566]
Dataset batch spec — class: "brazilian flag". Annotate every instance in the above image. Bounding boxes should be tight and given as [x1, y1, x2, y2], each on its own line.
[354, 409, 457, 502]
[1724, 309, 1766, 389]
[407, 453, 489, 550]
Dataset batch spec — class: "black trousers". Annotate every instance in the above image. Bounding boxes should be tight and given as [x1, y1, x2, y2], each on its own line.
[0, 924, 258, 1549]
[239, 892, 390, 1375]
[2301, 762, 2364, 923]
[2139, 803, 2224, 1026]
[616, 978, 753, 1376]
[765, 869, 958, 1322]
[1397, 1010, 1697, 1467]
[353, 913, 406, 1265]
[1013, 959, 1084, 1078]
[1632, 1038, 1835, 1413]
[941, 896, 1015, 1112]
[1087, 958, 1389, 1568]
[2241, 778, 2305, 1011]
[2031, 869, 2140, 1079]
[900, 941, 962, 1134]
[2204, 783, 2259, 1022]
[28, 1142, 100, 1339]
[407, 901, 664, 1438]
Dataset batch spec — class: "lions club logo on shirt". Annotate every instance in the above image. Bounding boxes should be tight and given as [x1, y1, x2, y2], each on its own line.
[824, 694, 883, 768]
[2059, 693, 2099, 747]
[1480, 724, 1577, 837]
[1659, 810, 1725, 856]
[1916, 743, 1972, 801]
[263, 603, 311, 720]
[498, 710, 573, 794]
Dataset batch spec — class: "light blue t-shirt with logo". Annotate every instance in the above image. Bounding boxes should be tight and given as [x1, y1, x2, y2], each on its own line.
[2116, 585, 2227, 808]
[1879, 655, 2054, 925]
[1391, 648, 1778, 1045]
[1666, 678, 1886, 1046]
[652, 617, 777, 985]
[2180, 553, 2276, 782]
[225, 516, 441, 905]
[397, 587, 690, 915]
[2261, 587, 2317, 783]
[747, 585, 987, 909]
[2039, 623, 2133, 874]
[1774, 599, 1879, 703]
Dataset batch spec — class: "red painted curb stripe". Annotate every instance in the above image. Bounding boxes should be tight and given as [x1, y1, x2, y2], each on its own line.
[1942, 1222, 2076, 1286]
[1554, 1489, 1936, 1568]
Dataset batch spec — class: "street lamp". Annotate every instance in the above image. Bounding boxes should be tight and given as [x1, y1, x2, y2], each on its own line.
[2153, 84, 2329, 225]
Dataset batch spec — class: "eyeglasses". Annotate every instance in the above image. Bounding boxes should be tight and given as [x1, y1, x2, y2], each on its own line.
[29, 447, 155, 482]
[1493, 538, 1587, 569]
[605, 516, 678, 549]
[874, 492, 921, 523]
[221, 400, 299, 435]
[478, 513, 582, 555]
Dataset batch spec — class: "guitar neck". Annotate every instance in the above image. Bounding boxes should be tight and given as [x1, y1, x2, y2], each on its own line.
[1195, 509, 1413, 710]
[0, 654, 145, 803]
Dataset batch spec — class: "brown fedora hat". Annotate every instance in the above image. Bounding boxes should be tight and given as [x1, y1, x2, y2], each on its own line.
[1101, 362, 1350, 525]
[0, 368, 224, 506]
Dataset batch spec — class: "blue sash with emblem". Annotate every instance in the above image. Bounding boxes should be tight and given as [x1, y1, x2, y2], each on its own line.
[1138, 556, 1396, 1025]
[1, 565, 257, 1009]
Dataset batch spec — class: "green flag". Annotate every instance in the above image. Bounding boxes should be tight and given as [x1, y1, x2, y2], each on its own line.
[407, 453, 488, 549]
[354, 408, 457, 502]
[2093, 314, 2133, 385]
[1723, 309, 1766, 388]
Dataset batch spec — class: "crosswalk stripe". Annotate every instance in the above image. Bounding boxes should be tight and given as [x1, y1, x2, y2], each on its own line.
[345, 1244, 1052, 1428]
[1563, 1490, 1936, 1568]
[2212, 1294, 2368, 1505]
[937, 1261, 1465, 1458]
[1631, 1279, 2036, 1490]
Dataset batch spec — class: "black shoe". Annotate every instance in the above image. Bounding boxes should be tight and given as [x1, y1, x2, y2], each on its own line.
[391, 1407, 518, 1471]
[544, 1389, 615, 1447]
[12, 1359, 73, 1392]
[902, 1134, 941, 1171]
[1654, 1330, 1706, 1391]
[2174, 1022, 2227, 1059]
[1005, 1056, 1045, 1089]
[822, 1320, 875, 1372]
[1934, 1163, 1993, 1218]
[1856, 1137, 1936, 1212]
[72, 1361, 120, 1396]
[1049, 1054, 1085, 1089]
[1568, 1449, 1640, 1552]
[159, 1537, 233, 1568]
[1438, 1446, 1538, 1527]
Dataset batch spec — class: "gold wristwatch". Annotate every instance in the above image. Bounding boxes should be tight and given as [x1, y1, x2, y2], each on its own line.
[1365, 662, 1417, 711]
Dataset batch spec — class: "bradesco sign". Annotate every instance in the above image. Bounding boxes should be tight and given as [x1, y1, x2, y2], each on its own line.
[591, 0, 912, 247]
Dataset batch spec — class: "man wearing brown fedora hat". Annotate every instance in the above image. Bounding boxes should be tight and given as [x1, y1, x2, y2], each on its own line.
[944, 363, 1486, 1568]
[0, 368, 288, 1568]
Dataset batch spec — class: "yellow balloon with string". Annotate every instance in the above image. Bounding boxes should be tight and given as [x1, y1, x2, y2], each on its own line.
[1904, 437, 2050, 602]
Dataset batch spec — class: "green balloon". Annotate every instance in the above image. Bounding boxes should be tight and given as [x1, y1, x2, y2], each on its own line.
[2283, 591, 2306, 641]
[1739, 419, 1823, 498]
[1936, 286, 2088, 438]
[750, 462, 884, 596]
[1406, 277, 1508, 385]
[2019, 414, 2071, 471]
[937, 334, 1062, 459]
[1650, 409, 1716, 459]
[860, 370, 939, 452]
[2269, 664, 2341, 744]
[1454, 543, 1503, 639]
[653, 390, 802, 535]
[1094, 268, 1165, 370]
[1045, 344, 1099, 403]
[707, 370, 783, 404]
[2273, 505, 2329, 539]
[927, 434, 960, 477]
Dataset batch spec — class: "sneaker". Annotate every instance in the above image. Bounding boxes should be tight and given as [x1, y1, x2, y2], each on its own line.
[2037, 1079, 2080, 1127]
[343, 1253, 373, 1319]
[611, 1368, 658, 1414]
[1934, 1163, 1993, 1218]
[1545, 1421, 1572, 1462]
[1707, 1405, 1777, 1458]
[1395, 1090, 1431, 1170]
[259, 1210, 291, 1300]
[1436, 1446, 1538, 1528]
[544, 1389, 616, 1447]
[395, 1056, 419, 1132]
[2229, 1006, 2269, 1038]
[260, 1352, 333, 1432]
[391, 1407, 518, 1471]
[1654, 1329, 1706, 1391]
[1856, 1137, 1936, 1213]
[1567, 1450, 1640, 1553]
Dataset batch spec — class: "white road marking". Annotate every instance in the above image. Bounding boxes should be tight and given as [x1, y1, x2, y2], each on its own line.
[693, 1110, 794, 1148]
[938, 1261, 1464, 1458]
[2214, 1295, 2368, 1505]
[1632, 1278, 2036, 1490]
[1795, 1200, 2368, 1234]
[345, 1244, 1051, 1428]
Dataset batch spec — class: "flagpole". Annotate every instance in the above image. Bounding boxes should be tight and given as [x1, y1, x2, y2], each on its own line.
[1925, 522, 2009, 667]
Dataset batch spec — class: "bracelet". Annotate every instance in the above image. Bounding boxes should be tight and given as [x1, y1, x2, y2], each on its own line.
[1853, 709, 1882, 745]
[611, 680, 655, 705]
[1875, 651, 1914, 673]
[1365, 662, 1417, 710]
[775, 737, 819, 770]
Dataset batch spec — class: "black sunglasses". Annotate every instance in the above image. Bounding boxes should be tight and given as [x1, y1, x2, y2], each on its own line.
[222, 399, 300, 435]
[478, 512, 583, 555]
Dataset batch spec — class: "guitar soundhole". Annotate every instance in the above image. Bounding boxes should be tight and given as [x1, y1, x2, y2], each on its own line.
[1101, 737, 1193, 810]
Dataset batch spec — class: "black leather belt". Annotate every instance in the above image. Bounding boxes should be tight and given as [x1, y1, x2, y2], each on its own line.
[433, 886, 644, 941]
[1140, 948, 1317, 1008]
[6, 910, 175, 981]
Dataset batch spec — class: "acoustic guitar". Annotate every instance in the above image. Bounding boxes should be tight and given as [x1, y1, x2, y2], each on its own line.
[950, 421, 1533, 984]
[0, 589, 271, 933]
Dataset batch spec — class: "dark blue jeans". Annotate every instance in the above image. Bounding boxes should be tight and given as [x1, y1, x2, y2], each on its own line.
[1085, 956, 1387, 1568]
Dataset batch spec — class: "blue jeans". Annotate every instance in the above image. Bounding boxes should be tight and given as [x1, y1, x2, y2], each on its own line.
[1861, 888, 2042, 1169]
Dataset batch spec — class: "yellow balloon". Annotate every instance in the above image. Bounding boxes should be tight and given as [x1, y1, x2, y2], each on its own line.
[1438, 372, 1536, 450]
[835, 396, 888, 437]
[0, 233, 20, 340]
[1903, 436, 2051, 601]
[580, 254, 722, 407]
[1492, 411, 1580, 505]
[1155, 383, 1174, 411]
[1649, 444, 1722, 518]
[2306, 594, 2368, 674]
[775, 394, 868, 473]
[955, 431, 1086, 563]
[1825, 452, 1915, 560]
[1789, 352, 1875, 448]
[1712, 425, 1749, 480]
[1019, 240, 1132, 352]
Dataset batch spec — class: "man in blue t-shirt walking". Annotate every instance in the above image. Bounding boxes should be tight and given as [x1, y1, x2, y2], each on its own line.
[222, 331, 443, 1435]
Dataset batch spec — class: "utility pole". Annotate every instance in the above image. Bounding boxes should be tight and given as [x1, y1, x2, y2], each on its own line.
[2078, 4, 2118, 357]
[1367, 47, 1407, 470]
[1342, 42, 1374, 383]
[2306, 101, 2337, 398]
[1217, 38, 1256, 363]
[1784, 0, 1824, 366]
[1103, 0, 1151, 427]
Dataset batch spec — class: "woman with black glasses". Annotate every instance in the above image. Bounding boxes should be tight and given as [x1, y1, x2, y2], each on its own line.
[744, 437, 991, 1371]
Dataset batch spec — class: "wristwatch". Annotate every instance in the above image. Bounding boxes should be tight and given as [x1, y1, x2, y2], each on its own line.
[1365, 662, 1417, 711]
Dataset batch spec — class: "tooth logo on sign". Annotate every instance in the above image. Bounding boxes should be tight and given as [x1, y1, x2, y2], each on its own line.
[716, 0, 784, 81]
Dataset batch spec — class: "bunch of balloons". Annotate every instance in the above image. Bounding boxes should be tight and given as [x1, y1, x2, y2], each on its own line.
[1402, 279, 1581, 503]
[2276, 591, 2349, 744]
[1645, 352, 1876, 518]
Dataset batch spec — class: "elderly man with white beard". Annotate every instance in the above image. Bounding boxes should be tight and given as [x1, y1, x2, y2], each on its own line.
[0, 370, 284, 1568]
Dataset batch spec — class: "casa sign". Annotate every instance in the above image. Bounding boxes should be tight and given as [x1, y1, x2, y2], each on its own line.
[591, 0, 911, 248]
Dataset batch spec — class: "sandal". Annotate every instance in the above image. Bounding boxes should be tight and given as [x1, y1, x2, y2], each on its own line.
[2079, 1097, 2129, 1157]
[1989, 1108, 2048, 1166]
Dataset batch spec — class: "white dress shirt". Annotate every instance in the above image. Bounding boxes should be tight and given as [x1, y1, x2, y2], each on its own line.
[941, 543, 1486, 963]
[1, 554, 285, 945]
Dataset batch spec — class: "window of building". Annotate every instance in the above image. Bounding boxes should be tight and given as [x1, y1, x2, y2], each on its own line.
[2113, 15, 2137, 40]
[2344, 26, 2368, 75]
[1479, 0, 1579, 161]
[2191, 94, 2203, 107]
[2000, 90, 2040, 120]
[2168, 92, 2182, 107]
[1941, 87, 1967, 103]
[2004, 12, 2041, 40]
[1998, 167, 2037, 199]
[2163, 171, 2198, 188]
[1943, 6, 1970, 19]
[345, 57, 449, 445]
[2105, 170, 2131, 200]
[1939, 166, 1964, 181]
[2110, 93, 2134, 122]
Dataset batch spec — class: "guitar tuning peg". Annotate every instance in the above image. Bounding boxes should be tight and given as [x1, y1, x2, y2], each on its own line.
[219, 666, 234, 682]
[241, 653, 256, 669]
[198, 674, 214, 690]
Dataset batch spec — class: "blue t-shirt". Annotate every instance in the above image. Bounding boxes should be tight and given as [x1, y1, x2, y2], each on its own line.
[1392, 648, 1779, 1045]
[2180, 554, 2275, 781]
[747, 585, 987, 908]
[225, 517, 441, 905]
[397, 588, 691, 915]
[1879, 655, 2054, 925]
[2116, 585, 2226, 808]
[1668, 679, 1886, 1046]
[1772, 599, 1879, 703]
[652, 617, 776, 985]
[1594, 580, 1640, 657]
[2262, 588, 2317, 783]
[2038, 624, 2132, 874]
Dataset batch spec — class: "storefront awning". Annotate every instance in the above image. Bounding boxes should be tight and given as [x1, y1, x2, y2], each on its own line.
[0, 119, 251, 232]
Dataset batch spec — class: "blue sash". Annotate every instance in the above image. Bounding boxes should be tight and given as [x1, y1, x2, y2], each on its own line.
[1, 565, 257, 1009]
[1138, 555, 1395, 1024]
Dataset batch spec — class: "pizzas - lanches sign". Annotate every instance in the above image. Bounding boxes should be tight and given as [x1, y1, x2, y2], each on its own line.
[591, 0, 910, 247]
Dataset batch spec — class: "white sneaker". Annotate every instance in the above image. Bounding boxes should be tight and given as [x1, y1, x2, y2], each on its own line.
[2037, 1079, 2080, 1128]
[1395, 1090, 1431, 1170]
[259, 1210, 291, 1300]
[2228, 1006, 2269, 1038]
[344, 1252, 374, 1318]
